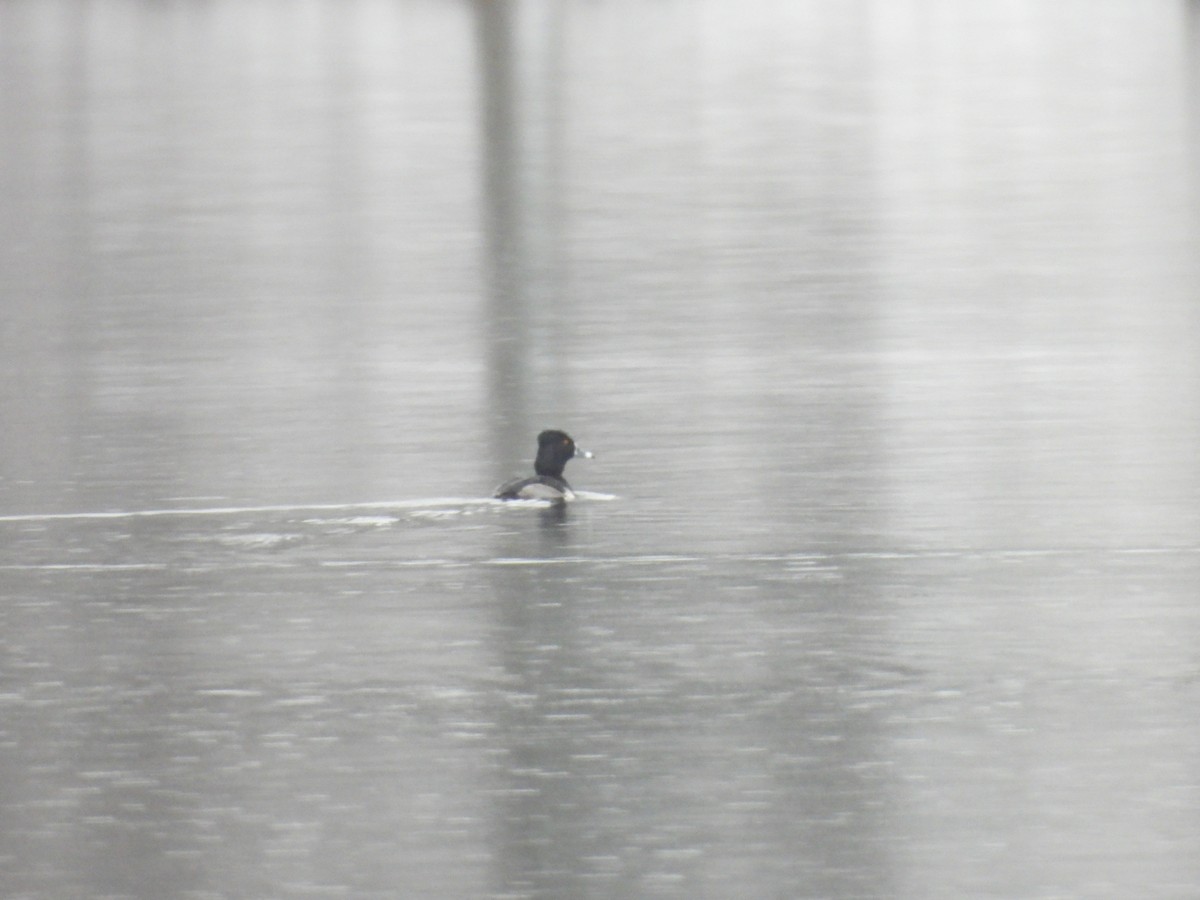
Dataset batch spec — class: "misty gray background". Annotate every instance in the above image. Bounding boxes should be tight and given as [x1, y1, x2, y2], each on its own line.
[2, 1, 1199, 898]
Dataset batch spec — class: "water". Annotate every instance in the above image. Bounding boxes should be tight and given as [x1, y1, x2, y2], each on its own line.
[2, 1, 1200, 897]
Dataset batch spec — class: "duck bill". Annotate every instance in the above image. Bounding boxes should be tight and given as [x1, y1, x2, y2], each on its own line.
[576, 447, 594, 459]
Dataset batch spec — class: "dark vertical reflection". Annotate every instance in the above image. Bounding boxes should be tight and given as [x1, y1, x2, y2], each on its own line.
[475, 0, 522, 465]
[474, 0, 568, 483]
[0, 1, 93, 513]
[485, 561, 594, 898]
[313, 1, 376, 499]
[473, 7, 578, 891]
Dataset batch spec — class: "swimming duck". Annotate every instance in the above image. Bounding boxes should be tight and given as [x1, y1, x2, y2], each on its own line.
[494, 430, 593, 502]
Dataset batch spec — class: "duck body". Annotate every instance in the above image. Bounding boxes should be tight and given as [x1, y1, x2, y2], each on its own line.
[494, 473, 576, 502]
[494, 430, 592, 503]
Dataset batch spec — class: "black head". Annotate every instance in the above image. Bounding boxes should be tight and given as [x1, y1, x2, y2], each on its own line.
[533, 429, 591, 478]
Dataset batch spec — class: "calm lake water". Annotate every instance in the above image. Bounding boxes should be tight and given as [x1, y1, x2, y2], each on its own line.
[2, 1, 1200, 898]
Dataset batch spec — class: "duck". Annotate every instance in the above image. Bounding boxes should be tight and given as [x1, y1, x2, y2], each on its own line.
[494, 430, 593, 503]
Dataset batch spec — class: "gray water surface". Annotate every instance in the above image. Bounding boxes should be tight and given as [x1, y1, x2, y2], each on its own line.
[2, 2, 1200, 898]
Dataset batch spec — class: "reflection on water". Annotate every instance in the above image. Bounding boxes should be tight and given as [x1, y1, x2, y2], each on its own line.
[2, 1, 1199, 898]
